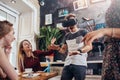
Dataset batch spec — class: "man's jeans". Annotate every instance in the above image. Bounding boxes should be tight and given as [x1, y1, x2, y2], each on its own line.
[61, 64, 86, 80]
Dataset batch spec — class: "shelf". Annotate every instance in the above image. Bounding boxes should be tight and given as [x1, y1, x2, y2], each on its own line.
[87, 60, 103, 63]
[40, 61, 64, 67]
[41, 61, 64, 65]
[41, 60, 103, 66]
[86, 75, 101, 77]
[85, 75, 101, 80]
[40, 60, 103, 67]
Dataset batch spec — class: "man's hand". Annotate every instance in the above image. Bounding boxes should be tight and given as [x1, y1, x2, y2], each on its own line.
[69, 51, 80, 56]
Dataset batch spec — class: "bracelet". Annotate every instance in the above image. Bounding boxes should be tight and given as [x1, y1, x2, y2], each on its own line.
[78, 49, 83, 53]
[111, 28, 114, 38]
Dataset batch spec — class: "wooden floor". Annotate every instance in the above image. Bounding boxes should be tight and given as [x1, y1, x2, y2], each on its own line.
[48, 75, 61, 80]
[49, 75, 101, 80]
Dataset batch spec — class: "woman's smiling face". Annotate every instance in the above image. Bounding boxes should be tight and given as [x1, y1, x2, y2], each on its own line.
[4, 28, 15, 47]
[22, 41, 32, 52]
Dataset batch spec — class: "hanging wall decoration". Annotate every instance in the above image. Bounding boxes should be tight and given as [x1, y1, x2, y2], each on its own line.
[90, 0, 106, 3]
[57, 7, 69, 18]
[45, 14, 52, 25]
[73, 0, 88, 11]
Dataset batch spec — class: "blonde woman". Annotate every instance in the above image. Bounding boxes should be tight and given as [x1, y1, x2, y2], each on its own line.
[18, 39, 54, 73]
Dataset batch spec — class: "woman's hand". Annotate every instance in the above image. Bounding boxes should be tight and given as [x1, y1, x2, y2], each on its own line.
[48, 37, 60, 50]
[5, 46, 12, 54]
[50, 37, 56, 45]
[5, 46, 12, 59]
[83, 29, 104, 45]
[48, 44, 60, 50]
[82, 29, 105, 53]
[0, 67, 7, 78]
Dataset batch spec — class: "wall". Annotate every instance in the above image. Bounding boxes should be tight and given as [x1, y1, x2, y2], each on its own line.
[40, 0, 111, 27]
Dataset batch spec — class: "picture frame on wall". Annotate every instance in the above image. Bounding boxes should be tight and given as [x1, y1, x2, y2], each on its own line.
[45, 14, 52, 25]
[56, 23, 67, 30]
[73, 0, 88, 11]
[90, 0, 106, 3]
[57, 7, 69, 18]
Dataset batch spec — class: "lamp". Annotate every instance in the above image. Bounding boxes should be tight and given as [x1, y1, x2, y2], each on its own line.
[11, 0, 16, 4]
[40, 0, 45, 6]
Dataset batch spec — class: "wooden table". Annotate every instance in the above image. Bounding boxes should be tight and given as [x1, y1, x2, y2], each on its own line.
[18, 71, 58, 80]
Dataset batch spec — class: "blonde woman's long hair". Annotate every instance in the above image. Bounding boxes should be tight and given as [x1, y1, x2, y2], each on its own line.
[18, 39, 35, 72]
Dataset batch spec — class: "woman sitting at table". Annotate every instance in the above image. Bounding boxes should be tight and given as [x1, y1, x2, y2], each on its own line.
[18, 39, 55, 73]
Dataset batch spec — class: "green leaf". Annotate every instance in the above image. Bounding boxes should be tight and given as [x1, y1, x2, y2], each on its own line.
[38, 26, 63, 51]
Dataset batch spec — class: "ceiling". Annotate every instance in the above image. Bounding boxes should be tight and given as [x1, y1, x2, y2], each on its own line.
[0, 0, 32, 13]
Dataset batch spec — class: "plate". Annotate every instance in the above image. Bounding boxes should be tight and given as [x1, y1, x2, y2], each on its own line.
[23, 71, 33, 74]
[22, 73, 40, 78]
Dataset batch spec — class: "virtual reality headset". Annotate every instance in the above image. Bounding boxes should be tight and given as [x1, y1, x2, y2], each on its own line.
[62, 19, 77, 27]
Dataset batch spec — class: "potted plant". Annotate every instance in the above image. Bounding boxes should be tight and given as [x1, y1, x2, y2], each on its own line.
[37, 26, 63, 62]
[38, 26, 62, 51]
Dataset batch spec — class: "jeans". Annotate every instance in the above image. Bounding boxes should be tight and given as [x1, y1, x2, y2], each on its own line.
[61, 64, 86, 80]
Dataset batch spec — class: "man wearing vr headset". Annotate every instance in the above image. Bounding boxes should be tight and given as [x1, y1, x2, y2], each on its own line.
[50, 13, 88, 80]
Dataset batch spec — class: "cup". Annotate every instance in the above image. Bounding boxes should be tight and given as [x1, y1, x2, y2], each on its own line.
[25, 68, 33, 77]
[25, 68, 33, 73]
